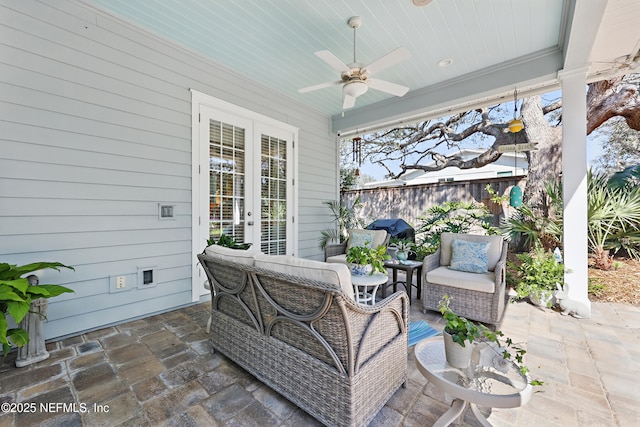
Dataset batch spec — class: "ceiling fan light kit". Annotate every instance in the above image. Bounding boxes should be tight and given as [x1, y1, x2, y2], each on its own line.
[298, 16, 411, 110]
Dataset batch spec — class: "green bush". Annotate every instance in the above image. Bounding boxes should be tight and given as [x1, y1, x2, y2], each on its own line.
[508, 248, 565, 305]
[415, 201, 497, 255]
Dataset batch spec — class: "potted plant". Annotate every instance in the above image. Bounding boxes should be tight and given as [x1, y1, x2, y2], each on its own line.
[389, 238, 415, 262]
[438, 296, 534, 380]
[0, 261, 74, 357]
[346, 242, 390, 276]
[206, 233, 252, 250]
[508, 247, 566, 307]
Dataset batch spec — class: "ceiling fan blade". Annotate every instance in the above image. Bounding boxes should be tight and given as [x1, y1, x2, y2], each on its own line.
[362, 47, 411, 76]
[342, 94, 356, 109]
[315, 50, 351, 73]
[298, 80, 342, 93]
[366, 78, 409, 97]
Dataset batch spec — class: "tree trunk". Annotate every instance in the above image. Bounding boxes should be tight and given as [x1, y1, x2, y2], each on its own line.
[520, 96, 562, 209]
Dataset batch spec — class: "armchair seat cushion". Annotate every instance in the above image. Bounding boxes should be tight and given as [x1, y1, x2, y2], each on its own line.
[426, 266, 496, 294]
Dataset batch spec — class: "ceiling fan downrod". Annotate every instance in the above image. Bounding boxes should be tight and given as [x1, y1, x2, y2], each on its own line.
[348, 16, 362, 65]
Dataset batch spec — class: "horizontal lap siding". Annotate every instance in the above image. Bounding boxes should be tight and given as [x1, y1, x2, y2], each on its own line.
[0, 0, 336, 338]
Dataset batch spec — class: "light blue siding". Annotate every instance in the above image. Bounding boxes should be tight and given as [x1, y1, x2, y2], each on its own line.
[0, 0, 337, 339]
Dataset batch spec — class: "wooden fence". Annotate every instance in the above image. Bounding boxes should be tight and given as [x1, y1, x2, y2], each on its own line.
[341, 176, 526, 228]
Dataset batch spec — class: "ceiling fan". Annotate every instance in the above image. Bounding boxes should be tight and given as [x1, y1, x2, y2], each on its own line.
[298, 16, 411, 110]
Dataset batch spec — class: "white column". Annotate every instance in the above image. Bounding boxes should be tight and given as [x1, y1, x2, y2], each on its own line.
[558, 68, 591, 317]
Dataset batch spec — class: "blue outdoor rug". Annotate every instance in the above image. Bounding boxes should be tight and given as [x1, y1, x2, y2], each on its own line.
[408, 320, 440, 347]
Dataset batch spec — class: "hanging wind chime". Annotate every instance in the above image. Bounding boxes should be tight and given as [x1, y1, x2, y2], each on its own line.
[509, 89, 523, 207]
[352, 136, 362, 176]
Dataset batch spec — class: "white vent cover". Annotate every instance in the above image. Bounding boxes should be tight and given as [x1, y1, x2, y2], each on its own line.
[158, 203, 175, 220]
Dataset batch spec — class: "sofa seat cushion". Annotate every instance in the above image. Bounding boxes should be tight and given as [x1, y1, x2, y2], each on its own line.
[254, 254, 355, 300]
[204, 245, 261, 265]
[426, 266, 496, 293]
[325, 254, 347, 264]
[440, 233, 503, 271]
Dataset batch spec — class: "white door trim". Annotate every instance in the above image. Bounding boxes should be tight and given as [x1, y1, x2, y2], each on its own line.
[190, 90, 298, 302]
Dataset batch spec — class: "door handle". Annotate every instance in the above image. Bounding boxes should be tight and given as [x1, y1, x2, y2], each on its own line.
[248, 221, 254, 226]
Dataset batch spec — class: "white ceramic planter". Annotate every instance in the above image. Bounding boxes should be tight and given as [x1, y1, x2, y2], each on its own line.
[443, 331, 474, 369]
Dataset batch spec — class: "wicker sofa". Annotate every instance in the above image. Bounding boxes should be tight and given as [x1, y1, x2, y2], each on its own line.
[197, 246, 408, 427]
[421, 232, 508, 326]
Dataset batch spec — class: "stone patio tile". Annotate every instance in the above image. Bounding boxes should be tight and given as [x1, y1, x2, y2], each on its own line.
[107, 342, 153, 365]
[76, 340, 102, 355]
[118, 354, 165, 385]
[82, 390, 139, 427]
[227, 400, 282, 427]
[84, 327, 117, 341]
[519, 390, 577, 425]
[59, 335, 84, 347]
[160, 360, 202, 388]
[202, 383, 256, 423]
[99, 332, 138, 350]
[131, 376, 167, 402]
[67, 351, 107, 371]
[143, 380, 208, 424]
[18, 376, 68, 400]
[608, 393, 640, 427]
[161, 349, 197, 369]
[0, 363, 63, 394]
[13, 386, 75, 427]
[158, 405, 218, 427]
[252, 383, 298, 421]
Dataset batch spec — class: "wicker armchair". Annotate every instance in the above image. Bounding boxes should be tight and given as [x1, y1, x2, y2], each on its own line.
[421, 232, 508, 326]
[324, 229, 390, 264]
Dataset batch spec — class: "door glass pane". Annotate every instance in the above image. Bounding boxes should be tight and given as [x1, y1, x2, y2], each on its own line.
[260, 134, 287, 255]
[209, 120, 246, 244]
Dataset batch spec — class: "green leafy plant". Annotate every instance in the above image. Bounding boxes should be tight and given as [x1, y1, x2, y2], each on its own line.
[0, 262, 74, 356]
[508, 247, 566, 306]
[345, 242, 390, 274]
[207, 233, 252, 250]
[389, 238, 415, 253]
[588, 169, 640, 269]
[587, 277, 607, 297]
[438, 295, 535, 379]
[499, 180, 563, 252]
[416, 201, 498, 255]
[318, 198, 367, 249]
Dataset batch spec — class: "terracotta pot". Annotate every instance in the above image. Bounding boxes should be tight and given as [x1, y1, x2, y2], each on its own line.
[443, 331, 473, 369]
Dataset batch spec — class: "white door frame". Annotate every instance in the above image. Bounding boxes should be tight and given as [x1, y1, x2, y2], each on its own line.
[190, 90, 298, 301]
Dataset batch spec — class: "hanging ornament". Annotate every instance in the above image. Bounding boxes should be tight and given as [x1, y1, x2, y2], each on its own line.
[508, 89, 524, 133]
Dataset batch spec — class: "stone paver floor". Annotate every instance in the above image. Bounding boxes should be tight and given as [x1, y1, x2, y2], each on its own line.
[1, 290, 639, 426]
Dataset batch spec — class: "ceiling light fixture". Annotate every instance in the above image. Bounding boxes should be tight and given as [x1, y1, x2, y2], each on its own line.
[412, 0, 433, 6]
[437, 58, 453, 67]
[508, 89, 524, 133]
[343, 80, 368, 98]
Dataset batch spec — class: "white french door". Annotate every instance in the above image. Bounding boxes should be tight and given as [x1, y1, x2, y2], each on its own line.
[191, 91, 298, 300]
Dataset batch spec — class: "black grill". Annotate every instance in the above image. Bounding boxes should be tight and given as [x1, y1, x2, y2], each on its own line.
[366, 219, 415, 242]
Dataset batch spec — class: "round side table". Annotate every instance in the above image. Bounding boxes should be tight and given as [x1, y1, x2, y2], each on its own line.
[350, 273, 388, 305]
[415, 336, 532, 426]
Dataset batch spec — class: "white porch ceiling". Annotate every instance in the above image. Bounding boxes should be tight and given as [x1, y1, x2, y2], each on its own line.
[86, 0, 640, 135]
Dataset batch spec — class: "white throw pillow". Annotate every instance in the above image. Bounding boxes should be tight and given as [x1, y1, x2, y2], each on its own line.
[204, 245, 260, 265]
